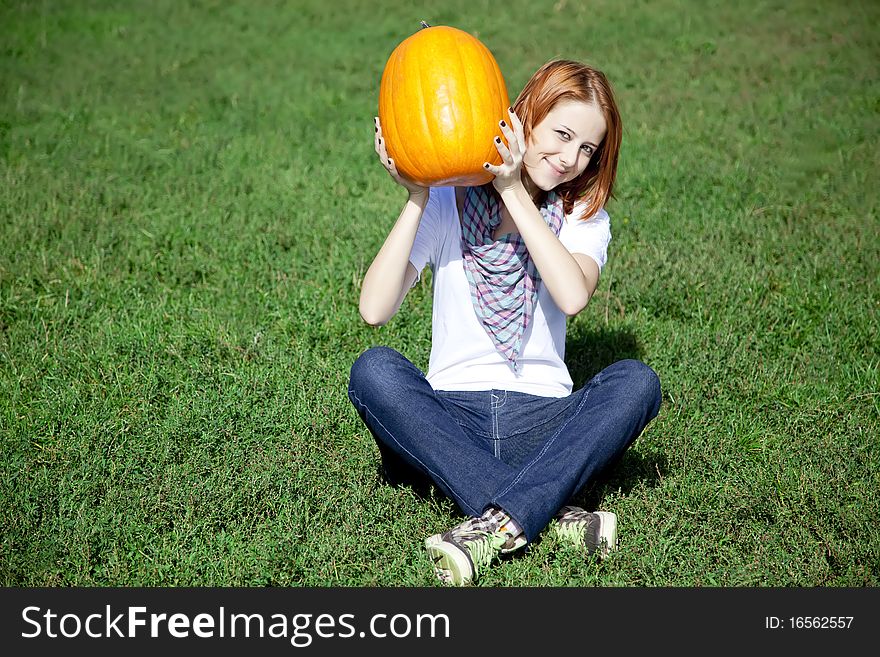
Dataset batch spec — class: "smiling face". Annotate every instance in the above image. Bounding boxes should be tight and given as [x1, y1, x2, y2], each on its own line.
[521, 99, 607, 196]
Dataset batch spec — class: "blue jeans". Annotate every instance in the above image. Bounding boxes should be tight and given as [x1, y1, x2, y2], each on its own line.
[347, 346, 661, 542]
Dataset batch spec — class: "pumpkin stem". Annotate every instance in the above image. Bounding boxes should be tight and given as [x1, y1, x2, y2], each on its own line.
[420, 20, 431, 29]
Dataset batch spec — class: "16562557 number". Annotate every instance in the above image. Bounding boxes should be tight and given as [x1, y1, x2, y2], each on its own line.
[790, 617, 853, 629]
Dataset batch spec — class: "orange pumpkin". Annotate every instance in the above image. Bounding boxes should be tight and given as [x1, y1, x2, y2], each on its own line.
[378, 24, 510, 187]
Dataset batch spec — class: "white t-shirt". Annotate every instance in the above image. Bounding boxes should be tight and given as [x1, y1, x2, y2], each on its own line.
[408, 186, 611, 398]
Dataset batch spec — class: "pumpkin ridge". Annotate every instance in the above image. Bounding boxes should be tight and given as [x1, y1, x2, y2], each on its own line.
[414, 33, 447, 185]
[451, 32, 475, 181]
[388, 39, 420, 182]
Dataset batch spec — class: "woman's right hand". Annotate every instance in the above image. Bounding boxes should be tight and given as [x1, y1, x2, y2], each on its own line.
[375, 117, 428, 198]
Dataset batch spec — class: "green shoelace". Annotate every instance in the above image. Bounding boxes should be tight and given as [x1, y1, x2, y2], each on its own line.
[553, 509, 595, 545]
[459, 530, 510, 570]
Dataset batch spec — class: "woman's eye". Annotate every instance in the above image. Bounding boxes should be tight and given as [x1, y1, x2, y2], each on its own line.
[556, 130, 570, 141]
[580, 144, 593, 155]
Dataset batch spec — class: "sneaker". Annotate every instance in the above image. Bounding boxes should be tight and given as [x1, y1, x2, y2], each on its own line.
[425, 509, 527, 585]
[551, 505, 618, 558]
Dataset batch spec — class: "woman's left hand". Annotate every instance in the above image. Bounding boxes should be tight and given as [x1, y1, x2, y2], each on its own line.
[485, 108, 526, 194]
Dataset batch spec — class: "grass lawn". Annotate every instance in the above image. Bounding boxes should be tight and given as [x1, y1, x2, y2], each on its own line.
[1, 0, 878, 586]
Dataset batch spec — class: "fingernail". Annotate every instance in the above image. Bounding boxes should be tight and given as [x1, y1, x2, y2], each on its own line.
[375, 126, 378, 133]
[500, 120, 506, 127]
[388, 158, 392, 164]
[378, 138, 382, 144]
[484, 163, 489, 168]
[495, 136, 501, 143]
[508, 106, 513, 113]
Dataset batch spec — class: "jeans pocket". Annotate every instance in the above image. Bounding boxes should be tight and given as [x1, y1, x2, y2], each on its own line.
[501, 391, 577, 439]
[436, 391, 492, 439]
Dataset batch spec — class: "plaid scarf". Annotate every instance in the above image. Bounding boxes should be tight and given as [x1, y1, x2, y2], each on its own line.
[460, 184, 564, 372]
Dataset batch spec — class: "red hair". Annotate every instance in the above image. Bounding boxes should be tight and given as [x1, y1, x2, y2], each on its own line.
[513, 60, 622, 219]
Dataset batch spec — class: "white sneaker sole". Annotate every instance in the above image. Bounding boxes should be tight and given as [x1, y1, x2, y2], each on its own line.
[594, 511, 618, 558]
[425, 535, 474, 586]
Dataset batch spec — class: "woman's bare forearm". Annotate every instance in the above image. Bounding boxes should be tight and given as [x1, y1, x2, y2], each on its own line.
[500, 185, 592, 315]
[358, 190, 430, 325]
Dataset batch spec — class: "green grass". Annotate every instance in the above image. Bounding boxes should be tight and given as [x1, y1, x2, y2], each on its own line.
[1, 0, 877, 586]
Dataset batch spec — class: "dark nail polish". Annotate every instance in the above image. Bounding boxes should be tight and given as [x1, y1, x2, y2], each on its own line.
[378, 138, 382, 144]
[375, 126, 378, 132]
[484, 163, 489, 168]
[508, 107, 513, 113]
[500, 120, 506, 127]
[495, 137, 501, 143]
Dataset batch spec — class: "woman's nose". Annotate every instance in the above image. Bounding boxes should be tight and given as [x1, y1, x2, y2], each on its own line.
[560, 144, 580, 168]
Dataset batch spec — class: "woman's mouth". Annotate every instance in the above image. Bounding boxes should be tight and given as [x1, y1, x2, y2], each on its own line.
[545, 159, 566, 177]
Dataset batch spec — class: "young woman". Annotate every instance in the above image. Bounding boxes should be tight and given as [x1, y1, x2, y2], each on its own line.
[348, 60, 661, 585]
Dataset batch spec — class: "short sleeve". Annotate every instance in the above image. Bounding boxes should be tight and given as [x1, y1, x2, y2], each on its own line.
[408, 187, 450, 284]
[558, 206, 612, 272]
